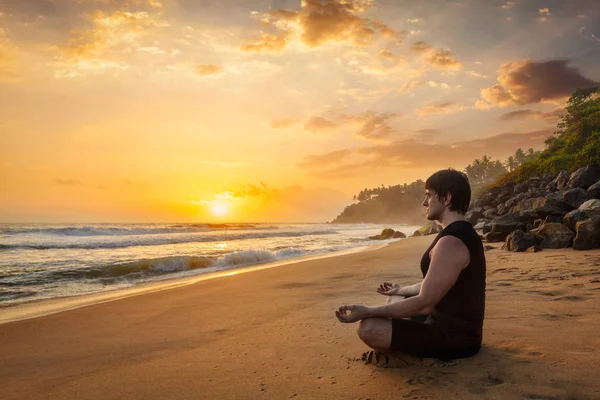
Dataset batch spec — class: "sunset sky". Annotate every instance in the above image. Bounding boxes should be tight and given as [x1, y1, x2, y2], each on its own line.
[1, 0, 599, 223]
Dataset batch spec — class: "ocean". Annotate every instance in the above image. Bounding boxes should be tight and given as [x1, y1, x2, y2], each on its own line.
[0, 223, 418, 306]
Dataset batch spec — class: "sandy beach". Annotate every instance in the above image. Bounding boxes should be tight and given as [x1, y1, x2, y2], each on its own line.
[1, 236, 600, 400]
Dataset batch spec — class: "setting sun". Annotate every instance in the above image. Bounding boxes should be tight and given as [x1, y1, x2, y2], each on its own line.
[211, 201, 228, 217]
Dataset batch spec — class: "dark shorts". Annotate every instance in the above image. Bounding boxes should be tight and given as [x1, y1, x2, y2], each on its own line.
[390, 314, 481, 361]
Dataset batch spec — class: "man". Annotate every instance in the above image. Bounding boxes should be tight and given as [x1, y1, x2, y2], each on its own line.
[335, 168, 486, 363]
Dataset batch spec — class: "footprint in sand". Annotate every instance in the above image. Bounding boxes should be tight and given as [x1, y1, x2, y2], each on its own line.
[360, 350, 458, 369]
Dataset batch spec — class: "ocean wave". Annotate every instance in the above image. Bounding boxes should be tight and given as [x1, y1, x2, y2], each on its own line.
[0, 230, 339, 250]
[2, 223, 268, 237]
[44, 248, 313, 281]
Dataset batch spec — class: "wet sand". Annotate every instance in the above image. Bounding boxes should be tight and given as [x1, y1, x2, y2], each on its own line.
[1, 235, 600, 399]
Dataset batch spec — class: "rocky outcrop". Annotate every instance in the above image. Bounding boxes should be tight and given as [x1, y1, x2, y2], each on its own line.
[567, 165, 600, 189]
[573, 216, 600, 250]
[503, 230, 539, 252]
[469, 167, 600, 251]
[411, 221, 441, 237]
[530, 222, 574, 249]
[491, 212, 525, 234]
[369, 228, 407, 240]
[589, 180, 600, 198]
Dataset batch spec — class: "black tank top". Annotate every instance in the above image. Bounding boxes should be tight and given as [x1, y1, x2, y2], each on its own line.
[420, 220, 486, 337]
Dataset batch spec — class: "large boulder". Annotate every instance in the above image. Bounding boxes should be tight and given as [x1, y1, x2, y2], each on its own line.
[567, 165, 600, 189]
[549, 170, 570, 191]
[530, 222, 574, 249]
[484, 231, 508, 243]
[503, 230, 539, 252]
[513, 196, 573, 218]
[465, 207, 485, 224]
[473, 219, 491, 231]
[412, 221, 441, 237]
[491, 212, 525, 234]
[589, 180, 600, 198]
[556, 188, 592, 209]
[483, 208, 497, 219]
[370, 228, 406, 240]
[579, 199, 600, 215]
[573, 216, 600, 250]
[503, 192, 528, 212]
[564, 209, 587, 232]
[563, 199, 600, 231]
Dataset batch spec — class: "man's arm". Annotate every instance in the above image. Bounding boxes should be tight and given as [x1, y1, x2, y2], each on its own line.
[365, 236, 469, 319]
[397, 282, 422, 297]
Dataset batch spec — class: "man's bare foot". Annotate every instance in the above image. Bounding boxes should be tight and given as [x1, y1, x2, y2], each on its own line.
[360, 350, 458, 368]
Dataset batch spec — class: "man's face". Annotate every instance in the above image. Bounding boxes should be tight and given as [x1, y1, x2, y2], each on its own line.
[423, 189, 444, 221]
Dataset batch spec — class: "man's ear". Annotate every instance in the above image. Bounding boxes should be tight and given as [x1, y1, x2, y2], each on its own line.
[443, 192, 452, 207]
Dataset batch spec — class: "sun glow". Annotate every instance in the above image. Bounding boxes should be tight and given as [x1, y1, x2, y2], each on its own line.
[211, 201, 228, 217]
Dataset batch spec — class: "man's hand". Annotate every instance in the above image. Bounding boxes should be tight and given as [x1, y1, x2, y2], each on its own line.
[335, 304, 370, 323]
[376, 281, 400, 296]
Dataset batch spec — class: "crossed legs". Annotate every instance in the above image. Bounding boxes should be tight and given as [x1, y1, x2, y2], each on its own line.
[356, 295, 405, 353]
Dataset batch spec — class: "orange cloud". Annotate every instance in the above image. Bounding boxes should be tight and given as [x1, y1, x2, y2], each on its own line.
[195, 64, 224, 76]
[242, 0, 401, 53]
[55, 9, 168, 76]
[300, 130, 552, 178]
[344, 111, 403, 140]
[270, 118, 300, 129]
[410, 41, 461, 70]
[477, 59, 598, 108]
[415, 101, 467, 115]
[304, 116, 338, 132]
[499, 108, 564, 121]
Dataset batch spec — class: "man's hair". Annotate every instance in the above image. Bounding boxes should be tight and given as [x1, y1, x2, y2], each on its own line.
[425, 168, 471, 214]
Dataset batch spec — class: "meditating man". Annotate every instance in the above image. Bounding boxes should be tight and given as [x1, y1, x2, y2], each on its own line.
[335, 168, 486, 364]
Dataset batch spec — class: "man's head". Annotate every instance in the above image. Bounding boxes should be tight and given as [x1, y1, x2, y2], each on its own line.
[423, 169, 471, 221]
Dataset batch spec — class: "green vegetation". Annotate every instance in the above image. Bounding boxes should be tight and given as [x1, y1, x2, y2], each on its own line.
[495, 86, 600, 186]
[331, 181, 426, 224]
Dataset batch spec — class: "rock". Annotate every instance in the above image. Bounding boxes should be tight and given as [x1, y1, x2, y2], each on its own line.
[513, 196, 572, 218]
[465, 207, 485, 224]
[518, 210, 539, 222]
[412, 221, 441, 237]
[567, 165, 600, 189]
[530, 222, 574, 249]
[484, 245, 495, 251]
[555, 188, 592, 209]
[497, 202, 508, 215]
[526, 245, 542, 253]
[477, 193, 495, 208]
[573, 216, 600, 250]
[550, 170, 570, 191]
[473, 220, 491, 231]
[504, 230, 539, 252]
[504, 192, 528, 211]
[485, 231, 508, 242]
[589, 180, 600, 198]
[370, 228, 404, 240]
[579, 199, 600, 216]
[513, 183, 527, 194]
[543, 215, 564, 224]
[483, 209, 496, 219]
[563, 200, 600, 231]
[564, 209, 587, 232]
[491, 212, 525, 234]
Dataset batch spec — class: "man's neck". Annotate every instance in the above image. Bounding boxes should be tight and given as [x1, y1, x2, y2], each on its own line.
[437, 211, 467, 229]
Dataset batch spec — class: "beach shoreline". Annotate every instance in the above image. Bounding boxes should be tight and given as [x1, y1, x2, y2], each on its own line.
[0, 240, 392, 325]
[1, 235, 600, 400]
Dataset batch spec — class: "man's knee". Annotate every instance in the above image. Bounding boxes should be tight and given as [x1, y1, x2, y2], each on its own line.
[357, 318, 378, 343]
